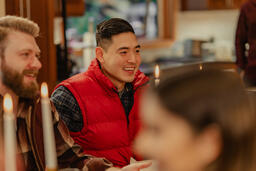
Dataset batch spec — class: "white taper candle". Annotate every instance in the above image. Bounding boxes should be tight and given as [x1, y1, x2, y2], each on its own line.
[3, 94, 16, 171]
[41, 82, 57, 171]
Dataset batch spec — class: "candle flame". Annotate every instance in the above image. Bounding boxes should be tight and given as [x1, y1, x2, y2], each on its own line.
[41, 82, 49, 98]
[3, 94, 13, 113]
[199, 64, 203, 70]
[154, 65, 160, 78]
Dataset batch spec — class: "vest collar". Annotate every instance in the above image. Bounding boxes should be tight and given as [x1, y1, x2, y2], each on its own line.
[87, 59, 149, 95]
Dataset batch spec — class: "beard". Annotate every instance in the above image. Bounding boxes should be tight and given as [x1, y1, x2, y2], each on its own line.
[1, 60, 39, 99]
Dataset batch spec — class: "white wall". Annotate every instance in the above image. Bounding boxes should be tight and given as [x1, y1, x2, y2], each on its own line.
[141, 10, 240, 62]
[0, 0, 5, 17]
[176, 10, 239, 43]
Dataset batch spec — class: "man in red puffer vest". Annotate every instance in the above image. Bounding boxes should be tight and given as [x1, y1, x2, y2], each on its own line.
[51, 18, 149, 167]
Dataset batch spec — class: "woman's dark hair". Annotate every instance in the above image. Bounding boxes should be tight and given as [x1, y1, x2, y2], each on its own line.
[151, 69, 256, 171]
[96, 18, 135, 50]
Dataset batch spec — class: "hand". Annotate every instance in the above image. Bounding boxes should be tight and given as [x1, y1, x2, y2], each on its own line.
[240, 70, 245, 79]
[106, 161, 152, 171]
[121, 160, 152, 171]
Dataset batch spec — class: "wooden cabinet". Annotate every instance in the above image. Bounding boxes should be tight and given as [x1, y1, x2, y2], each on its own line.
[181, 0, 247, 11]
[208, 0, 247, 9]
[55, 0, 85, 16]
[181, 0, 207, 11]
[66, 0, 85, 16]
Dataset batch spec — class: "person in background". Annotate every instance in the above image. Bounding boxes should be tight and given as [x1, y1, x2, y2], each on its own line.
[0, 15, 150, 171]
[235, 0, 256, 86]
[135, 69, 256, 171]
[51, 18, 149, 167]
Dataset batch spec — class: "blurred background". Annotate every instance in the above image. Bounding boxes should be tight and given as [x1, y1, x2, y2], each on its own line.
[0, 0, 245, 91]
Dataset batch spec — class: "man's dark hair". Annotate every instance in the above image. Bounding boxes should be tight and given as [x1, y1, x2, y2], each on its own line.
[96, 18, 135, 50]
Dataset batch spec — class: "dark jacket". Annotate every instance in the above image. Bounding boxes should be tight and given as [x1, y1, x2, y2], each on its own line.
[236, 0, 256, 83]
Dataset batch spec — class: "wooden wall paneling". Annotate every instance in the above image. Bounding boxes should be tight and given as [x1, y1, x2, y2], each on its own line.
[164, 0, 176, 40]
[66, 0, 85, 16]
[5, 0, 19, 15]
[30, 0, 57, 92]
[180, 0, 187, 11]
[182, 0, 248, 10]
[208, 0, 228, 10]
[6, 0, 30, 17]
[54, 0, 62, 16]
[181, 0, 207, 10]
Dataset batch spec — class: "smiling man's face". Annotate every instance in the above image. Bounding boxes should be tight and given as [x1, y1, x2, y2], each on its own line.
[0, 31, 42, 98]
[97, 32, 141, 90]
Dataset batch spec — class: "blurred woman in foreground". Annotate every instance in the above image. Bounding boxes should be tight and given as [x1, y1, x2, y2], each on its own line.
[135, 69, 256, 171]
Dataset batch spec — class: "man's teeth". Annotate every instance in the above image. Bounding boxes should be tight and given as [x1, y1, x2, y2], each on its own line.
[124, 67, 135, 71]
[26, 74, 35, 77]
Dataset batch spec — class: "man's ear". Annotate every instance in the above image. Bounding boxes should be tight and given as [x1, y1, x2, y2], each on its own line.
[196, 124, 222, 165]
[0, 57, 2, 70]
[95, 47, 104, 64]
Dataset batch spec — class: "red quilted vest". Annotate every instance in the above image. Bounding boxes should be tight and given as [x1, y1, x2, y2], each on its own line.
[55, 59, 149, 167]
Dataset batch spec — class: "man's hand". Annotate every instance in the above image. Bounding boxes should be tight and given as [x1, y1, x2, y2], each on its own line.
[121, 161, 152, 171]
[240, 70, 245, 79]
[106, 161, 152, 171]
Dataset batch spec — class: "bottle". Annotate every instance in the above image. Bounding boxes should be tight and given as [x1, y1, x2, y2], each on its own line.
[83, 17, 96, 71]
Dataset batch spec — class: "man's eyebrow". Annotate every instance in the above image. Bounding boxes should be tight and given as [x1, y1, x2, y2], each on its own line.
[18, 48, 32, 52]
[117, 45, 141, 51]
[117, 47, 129, 51]
[18, 48, 41, 53]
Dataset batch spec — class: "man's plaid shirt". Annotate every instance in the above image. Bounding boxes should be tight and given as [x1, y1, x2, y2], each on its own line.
[51, 83, 134, 132]
[0, 96, 112, 170]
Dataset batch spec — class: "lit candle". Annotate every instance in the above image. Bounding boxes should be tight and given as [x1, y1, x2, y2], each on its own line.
[199, 64, 203, 70]
[154, 64, 160, 87]
[41, 82, 57, 171]
[3, 94, 16, 171]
